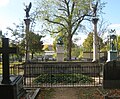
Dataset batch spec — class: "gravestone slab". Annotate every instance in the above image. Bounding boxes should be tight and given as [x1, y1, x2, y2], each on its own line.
[0, 75, 25, 99]
[103, 60, 120, 89]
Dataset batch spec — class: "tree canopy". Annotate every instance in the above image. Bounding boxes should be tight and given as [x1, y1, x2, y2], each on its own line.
[83, 32, 104, 52]
[7, 23, 44, 60]
[29, 32, 44, 59]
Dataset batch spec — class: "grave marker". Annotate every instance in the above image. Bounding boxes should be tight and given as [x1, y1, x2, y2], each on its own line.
[0, 38, 17, 84]
[0, 38, 25, 99]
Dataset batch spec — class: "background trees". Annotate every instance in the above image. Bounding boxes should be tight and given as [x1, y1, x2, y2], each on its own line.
[83, 32, 104, 52]
[7, 23, 44, 60]
[29, 32, 44, 59]
[3, 0, 107, 61]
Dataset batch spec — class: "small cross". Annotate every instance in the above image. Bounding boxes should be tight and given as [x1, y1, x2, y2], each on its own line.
[0, 38, 17, 84]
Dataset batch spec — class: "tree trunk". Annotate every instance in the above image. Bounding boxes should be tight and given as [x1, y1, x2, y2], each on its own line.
[31, 52, 34, 59]
[67, 34, 72, 61]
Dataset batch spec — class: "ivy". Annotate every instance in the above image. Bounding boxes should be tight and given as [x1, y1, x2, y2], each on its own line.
[33, 74, 93, 84]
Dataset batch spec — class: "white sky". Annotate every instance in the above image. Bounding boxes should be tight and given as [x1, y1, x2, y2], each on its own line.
[0, 0, 120, 45]
[0, 0, 9, 7]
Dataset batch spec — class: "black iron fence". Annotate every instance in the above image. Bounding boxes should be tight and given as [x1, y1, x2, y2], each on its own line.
[0, 62, 103, 88]
[23, 62, 103, 87]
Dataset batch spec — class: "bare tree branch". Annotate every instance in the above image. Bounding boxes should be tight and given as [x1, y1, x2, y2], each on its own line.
[71, 2, 75, 15]
[45, 18, 68, 30]
[43, 28, 65, 34]
[54, 15, 68, 22]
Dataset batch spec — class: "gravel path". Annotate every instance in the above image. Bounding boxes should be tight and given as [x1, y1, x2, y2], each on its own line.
[52, 88, 79, 99]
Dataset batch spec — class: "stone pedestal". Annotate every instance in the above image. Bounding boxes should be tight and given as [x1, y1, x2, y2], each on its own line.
[56, 45, 64, 62]
[107, 50, 117, 62]
[0, 75, 25, 99]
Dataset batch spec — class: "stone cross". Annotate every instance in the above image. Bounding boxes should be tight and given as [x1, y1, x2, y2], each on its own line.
[0, 38, 17, 84]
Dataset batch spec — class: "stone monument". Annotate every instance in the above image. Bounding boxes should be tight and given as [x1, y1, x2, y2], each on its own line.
[103, 30, 119, 89]
[24, 2, 32, 62]
[56, 36, 64, 62]
[0, 38, 25, 99]
[107, 29, 117, 62]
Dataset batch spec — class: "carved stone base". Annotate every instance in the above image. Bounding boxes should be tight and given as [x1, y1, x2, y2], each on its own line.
[107, 50, 117, 62]
[56, 45, 64, 62]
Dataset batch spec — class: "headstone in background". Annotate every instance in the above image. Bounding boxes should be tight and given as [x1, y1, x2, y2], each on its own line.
[107, 31, 117, 62]
[56, 36, 64, 62]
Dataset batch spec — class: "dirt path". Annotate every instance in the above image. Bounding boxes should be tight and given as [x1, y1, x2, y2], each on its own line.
[37, 87, 120, 99]
[52, 88, 79, 99]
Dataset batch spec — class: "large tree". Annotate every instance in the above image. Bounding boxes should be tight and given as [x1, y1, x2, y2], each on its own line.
[34, 0, 94, 60]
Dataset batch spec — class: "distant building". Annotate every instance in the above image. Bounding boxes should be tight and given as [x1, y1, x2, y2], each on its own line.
[43, 44, 55, 61]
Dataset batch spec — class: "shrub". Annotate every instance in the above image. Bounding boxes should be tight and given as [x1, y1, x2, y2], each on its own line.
[33, 74, 93, 84]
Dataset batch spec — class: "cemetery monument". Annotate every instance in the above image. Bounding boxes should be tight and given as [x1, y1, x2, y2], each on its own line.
[90, 0, 99, 62]
[103, 30, 120, 89]
[24, 2, 32, 62]
[56, 36, 64, 62]
[107, 29, 117, 61]
[0, 38, 25, 99]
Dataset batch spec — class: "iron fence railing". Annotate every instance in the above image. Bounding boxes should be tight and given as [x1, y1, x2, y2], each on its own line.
[0, 63, 24, 75]
[0, 62, 103, 88]
[23, 62, 103, 88]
